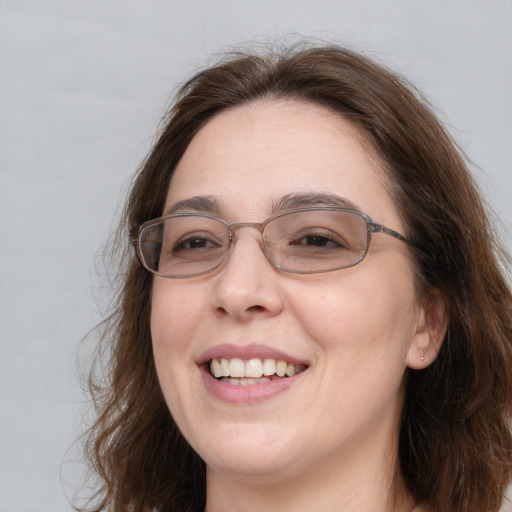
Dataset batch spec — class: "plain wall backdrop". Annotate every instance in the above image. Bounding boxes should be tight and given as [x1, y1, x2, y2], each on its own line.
[1, 1, 511, 511]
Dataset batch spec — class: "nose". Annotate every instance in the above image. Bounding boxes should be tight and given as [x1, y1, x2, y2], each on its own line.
[210, 228, 284, 321]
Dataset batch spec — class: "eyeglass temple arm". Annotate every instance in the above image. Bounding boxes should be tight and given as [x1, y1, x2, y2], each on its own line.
[368, 223, 409, 243]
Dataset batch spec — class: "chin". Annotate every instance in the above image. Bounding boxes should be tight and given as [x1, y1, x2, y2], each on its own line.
[186, 421, 303, 479]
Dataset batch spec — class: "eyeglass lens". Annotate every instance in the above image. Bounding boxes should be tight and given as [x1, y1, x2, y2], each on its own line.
[138, 209, 370, 277]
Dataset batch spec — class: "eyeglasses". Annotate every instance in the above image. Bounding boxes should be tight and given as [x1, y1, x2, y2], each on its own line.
[132, 207, 409, 278]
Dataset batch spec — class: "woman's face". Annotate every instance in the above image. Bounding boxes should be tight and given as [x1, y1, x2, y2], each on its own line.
[151, 100, 431, 485]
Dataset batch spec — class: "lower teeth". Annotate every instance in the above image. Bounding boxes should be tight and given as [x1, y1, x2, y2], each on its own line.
[219, 375, 285, 385]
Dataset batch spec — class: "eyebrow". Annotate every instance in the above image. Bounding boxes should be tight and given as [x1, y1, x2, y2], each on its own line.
[164, 192, 361, 217]
[164, 196, 221, 215]
[271, 193, 361, 213]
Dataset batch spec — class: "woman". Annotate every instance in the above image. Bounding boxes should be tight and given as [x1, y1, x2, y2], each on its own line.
[83, 44, 512, 512]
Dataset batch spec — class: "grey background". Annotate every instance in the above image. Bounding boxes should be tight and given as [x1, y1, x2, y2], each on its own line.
[1, 1, 511, 511]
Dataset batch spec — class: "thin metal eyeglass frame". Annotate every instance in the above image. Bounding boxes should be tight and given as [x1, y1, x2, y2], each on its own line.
[131, 206, 410, 278]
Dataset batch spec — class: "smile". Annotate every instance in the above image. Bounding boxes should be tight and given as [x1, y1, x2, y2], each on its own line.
[209, 357, 308, 384]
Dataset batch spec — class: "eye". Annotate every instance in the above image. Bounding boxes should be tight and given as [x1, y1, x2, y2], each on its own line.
[288, 229, 349, 249]
[172, 233, 222, 252]
[293, 234, 341, 248]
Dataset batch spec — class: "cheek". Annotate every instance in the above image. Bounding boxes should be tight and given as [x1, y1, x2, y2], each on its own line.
[289, 268, 417, 360]
[150, 281, 208, 352]
[150, 282, 210, 422]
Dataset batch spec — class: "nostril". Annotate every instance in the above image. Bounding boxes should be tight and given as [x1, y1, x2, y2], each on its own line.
[215, 304, 266, 315]
[247, 305, 265, 313]
[214, 305, 229, 316]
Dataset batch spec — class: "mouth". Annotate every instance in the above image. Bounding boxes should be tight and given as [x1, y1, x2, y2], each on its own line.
[207, 357, 308, 385]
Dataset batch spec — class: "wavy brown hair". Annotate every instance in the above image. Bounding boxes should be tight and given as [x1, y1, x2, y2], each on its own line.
[82, 43, 512, 512]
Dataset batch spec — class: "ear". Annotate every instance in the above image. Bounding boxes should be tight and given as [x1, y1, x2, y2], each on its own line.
[407, 291, 449, 370]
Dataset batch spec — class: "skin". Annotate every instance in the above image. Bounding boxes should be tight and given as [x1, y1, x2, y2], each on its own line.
[150, 99, 444, 512]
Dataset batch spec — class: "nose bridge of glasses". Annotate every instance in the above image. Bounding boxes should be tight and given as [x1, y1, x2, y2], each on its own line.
[227, 221, 266, 240]
[226, 221, 273, 264]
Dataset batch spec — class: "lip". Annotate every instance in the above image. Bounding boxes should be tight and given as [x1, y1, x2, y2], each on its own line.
[197, 343, 309, 404]
[200, 365, 306, 403]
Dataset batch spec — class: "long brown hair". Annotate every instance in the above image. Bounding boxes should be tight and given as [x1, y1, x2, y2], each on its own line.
[82, 43, 512, 512]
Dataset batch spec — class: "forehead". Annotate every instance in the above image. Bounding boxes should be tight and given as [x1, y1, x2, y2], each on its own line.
[166, 99, 401, 226]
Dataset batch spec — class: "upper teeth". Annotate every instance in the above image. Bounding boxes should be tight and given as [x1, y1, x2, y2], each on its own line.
[209, 358, 306, 379]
